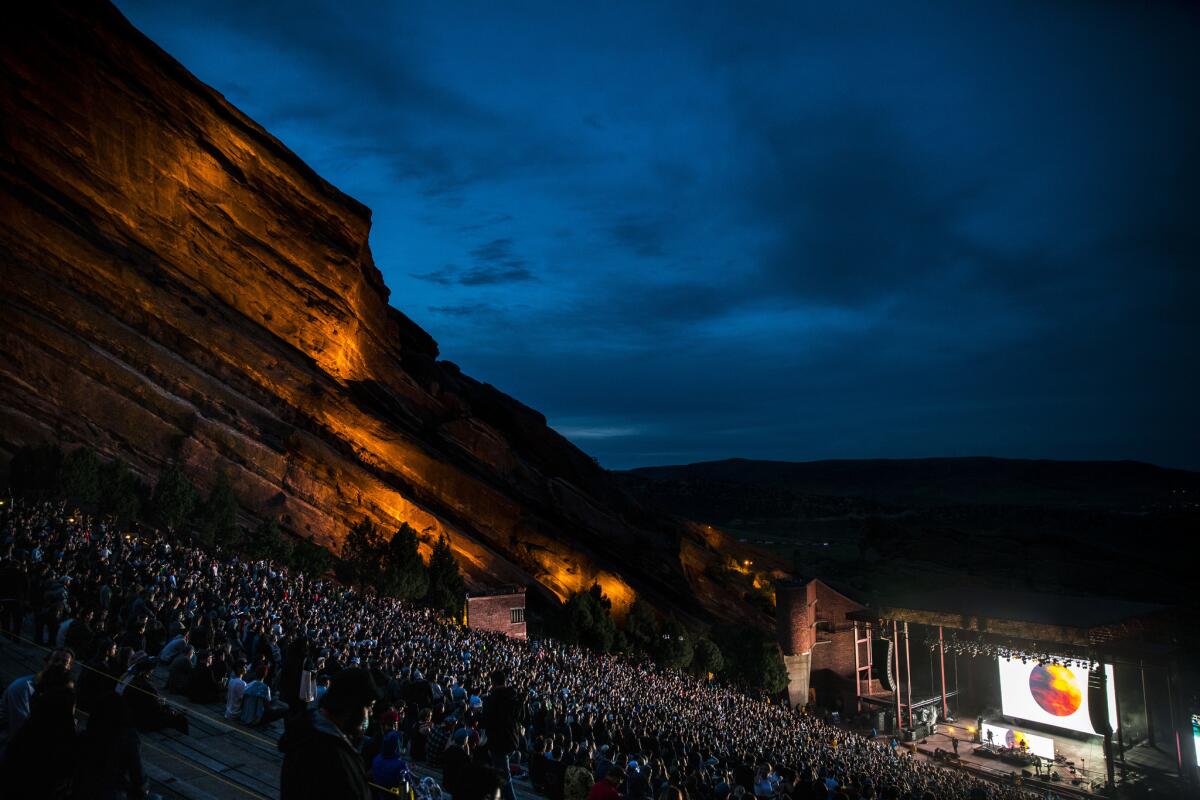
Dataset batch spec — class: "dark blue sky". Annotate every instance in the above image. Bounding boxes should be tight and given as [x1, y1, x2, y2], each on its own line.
[117, 1, 1199, 470]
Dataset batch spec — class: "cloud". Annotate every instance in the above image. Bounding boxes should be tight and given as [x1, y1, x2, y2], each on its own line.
[116, 0, 1200, 471]
[411, 239, 537, 286]
[427, 303, 497, 317]
[554, 424, 642, 440]
[607, 215, 668, 258]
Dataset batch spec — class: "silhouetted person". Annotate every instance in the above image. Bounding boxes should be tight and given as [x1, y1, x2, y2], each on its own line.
[279, 667, 382, 800]
[74, 691, 148, 800]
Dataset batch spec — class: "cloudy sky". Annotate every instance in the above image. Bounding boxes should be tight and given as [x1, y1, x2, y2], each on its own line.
[116, 1, 1198, 470]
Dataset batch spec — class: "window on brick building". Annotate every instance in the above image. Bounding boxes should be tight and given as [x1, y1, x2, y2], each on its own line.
[510, 608, 525, 624]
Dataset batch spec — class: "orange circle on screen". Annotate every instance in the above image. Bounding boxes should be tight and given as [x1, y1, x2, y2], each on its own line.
[1029, 664, 1082, 716]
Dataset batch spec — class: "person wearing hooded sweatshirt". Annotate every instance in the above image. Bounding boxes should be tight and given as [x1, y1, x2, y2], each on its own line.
[370, 729, 409, 799]
[279, 667, 382, 800]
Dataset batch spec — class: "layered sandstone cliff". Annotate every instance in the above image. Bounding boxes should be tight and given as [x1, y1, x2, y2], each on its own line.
[0, 2, 764, 619]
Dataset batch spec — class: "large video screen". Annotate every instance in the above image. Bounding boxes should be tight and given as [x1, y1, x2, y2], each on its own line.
[997, 657, 1117, 735]
[981, 722, 1055, 759]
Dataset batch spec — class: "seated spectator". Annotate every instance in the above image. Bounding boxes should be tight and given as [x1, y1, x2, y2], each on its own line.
[166, 645, 195, 694]
[159, 629, 191, 665]
[187, 649, 224, 704]
[120, 657, 189, 735]
[590, 766, 626, 800]
[226, 660, 249, 720]
[564, 758, 595, 800]
[242, 668, 288, 726]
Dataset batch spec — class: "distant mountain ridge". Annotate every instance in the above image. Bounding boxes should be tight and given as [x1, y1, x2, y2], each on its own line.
[618, 457, 1198, 606]
[623, 456, 1200, 509]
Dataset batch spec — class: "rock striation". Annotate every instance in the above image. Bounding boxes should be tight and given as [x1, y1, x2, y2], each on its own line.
[0, 2, 756, 619]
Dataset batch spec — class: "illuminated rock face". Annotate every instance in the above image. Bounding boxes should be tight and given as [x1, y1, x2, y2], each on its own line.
[0, 2, 745, 618]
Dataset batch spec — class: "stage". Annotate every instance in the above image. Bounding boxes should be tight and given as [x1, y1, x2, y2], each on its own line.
[893, 720, 1188, 799]
[841, 587, 1196, 796]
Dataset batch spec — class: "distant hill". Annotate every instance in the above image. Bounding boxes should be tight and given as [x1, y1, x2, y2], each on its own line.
[624, 456, 1200, 509]
[617, 457, 1200, 606]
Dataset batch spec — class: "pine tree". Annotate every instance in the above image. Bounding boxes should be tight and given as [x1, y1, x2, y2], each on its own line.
[150, 464, 198, 532]
[654, 616, 694, 670]
[379, 523, 429, 601]
[290, 537, 333, 577]
[622, 597, 660, 656]
[60, 447, 102, 504]
[691, 638, 724, 678]
[199, 471, 239, 548]
[424, 533, 465, 617]
[245, 517, 293, 562]
[711, 623, 787, 693]
[553, 585, 618, 652]
[98, 458, 143, 525]
[342, 518, 385, 591]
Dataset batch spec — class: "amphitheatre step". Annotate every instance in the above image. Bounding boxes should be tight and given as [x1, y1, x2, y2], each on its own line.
[1, 634, 538, 800]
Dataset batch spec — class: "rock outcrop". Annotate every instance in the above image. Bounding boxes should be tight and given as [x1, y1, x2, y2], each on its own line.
[0, 2, 749, 618]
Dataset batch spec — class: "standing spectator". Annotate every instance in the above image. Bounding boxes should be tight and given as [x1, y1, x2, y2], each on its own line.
[0, 647, 73, 745]
[0, 676, 78, 797]
[482, 669, 525, 800]
[74, 691, 148, 800]
[279, 667, 382, 800]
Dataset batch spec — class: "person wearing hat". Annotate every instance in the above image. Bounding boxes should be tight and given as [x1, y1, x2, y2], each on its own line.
[443, 726, 474, 796]
[279, 667, 382, 800]
[122, 657, 190, 735]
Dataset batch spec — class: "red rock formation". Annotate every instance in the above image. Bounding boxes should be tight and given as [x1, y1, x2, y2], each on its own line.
[0, 1, 756, 620]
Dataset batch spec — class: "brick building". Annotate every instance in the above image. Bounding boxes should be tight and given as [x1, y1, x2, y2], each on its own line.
[465, 587, 527, 639]
[776, 578, 876, 710]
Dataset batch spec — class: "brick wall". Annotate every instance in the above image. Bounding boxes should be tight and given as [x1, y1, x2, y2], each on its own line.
[776, 579, 867, 709]
[465, 590, 527, 639]
[776, 581, 815, 656]
[810, 581, 867, 707]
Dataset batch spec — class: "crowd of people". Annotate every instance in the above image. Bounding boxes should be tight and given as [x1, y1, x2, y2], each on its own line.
[0, 498, 1053, 800]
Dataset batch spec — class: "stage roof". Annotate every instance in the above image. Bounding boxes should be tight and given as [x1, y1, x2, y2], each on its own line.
[848, 587, 1169, 649]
